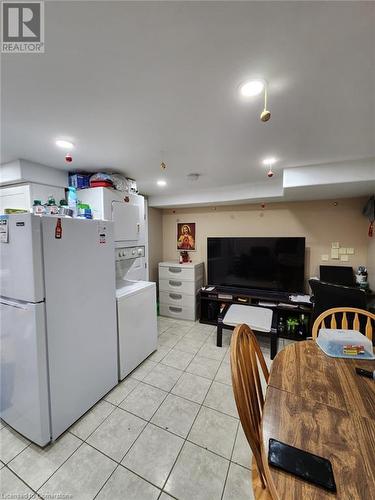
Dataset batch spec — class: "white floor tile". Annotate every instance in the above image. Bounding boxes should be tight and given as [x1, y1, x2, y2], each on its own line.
[143, 363, 183, 392]
[232, 424, 252, 469]
[148, 346, 171, 363]
[161, 348, 195, 371]
[166, 323, 193, 335]
[198, 343, 227, 362]
[104, 378, 139, 406]
[96, 465, 160, 500]
[214, 362, 232, 386]
[189, 324, 215, 335]
[151, 394, 200, 438]
[186, 355, 221, 380]
[206, 330, 232, 348]
[188, 406, 238, 459]
[171, 372, 211, 404]
[8, 432, 81, 491]
[223, 462, 254, 500]
[159, 493, 174, 500]
[122, 423, 183, 488]
[223, 348, 231, 363]
[204, 382, 238, 418]
[157, 325, 171, 335]
[165, 442, 229, 500]
[0, 426, 29, 464]
[130, 359, 158, 382]
[69, 400, 115, 440]
[184, 329, 211, 342]
[87, 408, 146, 462]
[0, 467, 35, 498]
[119, 382, 167, 421]
[39, 443, 116, 500]
[173, 337, 205, 354]
[158, 331, 184, 348]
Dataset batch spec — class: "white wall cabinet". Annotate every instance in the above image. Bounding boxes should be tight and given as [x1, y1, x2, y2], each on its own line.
[0, 183, 65, 213]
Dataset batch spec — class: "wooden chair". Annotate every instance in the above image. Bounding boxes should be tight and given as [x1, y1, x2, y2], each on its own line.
[230, 324, 278, 500]
[312, 307, 375, 340]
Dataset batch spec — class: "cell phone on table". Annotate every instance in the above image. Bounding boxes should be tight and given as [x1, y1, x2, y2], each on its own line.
[268, 438, 336, 493]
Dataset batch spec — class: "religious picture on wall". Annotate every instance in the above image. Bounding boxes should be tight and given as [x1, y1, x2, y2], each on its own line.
[177, 223, 196, 251]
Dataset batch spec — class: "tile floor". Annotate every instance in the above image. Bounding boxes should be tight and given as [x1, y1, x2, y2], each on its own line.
[0, 317, 277, 500]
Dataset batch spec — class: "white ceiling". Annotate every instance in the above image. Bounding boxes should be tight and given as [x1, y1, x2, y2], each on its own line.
[1, 1, 375, 201]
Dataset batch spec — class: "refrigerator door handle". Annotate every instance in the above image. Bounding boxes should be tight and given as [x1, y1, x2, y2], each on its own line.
[0, 298, 30, 310]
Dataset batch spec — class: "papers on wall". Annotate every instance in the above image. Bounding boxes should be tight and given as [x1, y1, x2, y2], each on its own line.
[331, 248, 339, 259]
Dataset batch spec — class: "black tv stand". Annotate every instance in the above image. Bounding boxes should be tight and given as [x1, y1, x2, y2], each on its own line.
[199, 286, 313, 359]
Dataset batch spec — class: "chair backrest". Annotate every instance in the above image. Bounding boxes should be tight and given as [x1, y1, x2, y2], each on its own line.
[230, 324, 272, 492]
[309, 279, 367, 324]
[312, 307, 375, 340]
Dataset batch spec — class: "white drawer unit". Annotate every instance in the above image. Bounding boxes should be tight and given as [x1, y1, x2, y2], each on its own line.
[159, 291, 195, 308]
[159, 279, 198, 296]
[160, 304, 195, 322]
[159, 265, 197, 282]
[158, 261, 204, 321]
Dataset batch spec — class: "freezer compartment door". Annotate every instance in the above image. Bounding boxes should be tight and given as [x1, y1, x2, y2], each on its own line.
[117, 283, 157, 380]
[0, 214, 44, 302]
[0, 299, 51, 446]
[41, 217, 118, 440]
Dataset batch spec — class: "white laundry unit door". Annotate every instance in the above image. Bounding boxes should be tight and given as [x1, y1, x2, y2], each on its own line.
[112, 202, 140, 243]
[117, 282, 157, 380]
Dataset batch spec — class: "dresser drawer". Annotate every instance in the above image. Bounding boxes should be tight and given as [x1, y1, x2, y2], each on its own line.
[159, 265, 196, 282]
[159, 278, 198, 296]
[160, 303, 196, 321]
[159, 291, 196, 309]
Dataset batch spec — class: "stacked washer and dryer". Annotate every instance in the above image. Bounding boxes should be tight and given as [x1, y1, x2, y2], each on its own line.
[79, 187, 157, 380]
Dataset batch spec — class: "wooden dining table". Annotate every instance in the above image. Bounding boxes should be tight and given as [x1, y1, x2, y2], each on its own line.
[262, 340, 375, 499]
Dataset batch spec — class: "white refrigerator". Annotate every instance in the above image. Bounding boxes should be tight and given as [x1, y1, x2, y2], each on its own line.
[0, 214, 118, 446]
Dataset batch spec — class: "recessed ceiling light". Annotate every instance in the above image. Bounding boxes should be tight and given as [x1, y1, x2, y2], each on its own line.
[55, 139, 74, 149]
[262, 157, 277, 166]
[157, 180, 167, 187]
[240, 80, 264, 97]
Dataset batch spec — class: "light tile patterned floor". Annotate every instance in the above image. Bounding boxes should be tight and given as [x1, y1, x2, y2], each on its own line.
[0, 317, 275, 500]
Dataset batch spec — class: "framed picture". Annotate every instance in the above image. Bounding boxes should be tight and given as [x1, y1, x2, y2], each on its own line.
[177, 223, 196, 251]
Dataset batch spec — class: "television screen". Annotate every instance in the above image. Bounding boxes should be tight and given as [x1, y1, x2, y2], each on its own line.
[207, 237, 305, 293]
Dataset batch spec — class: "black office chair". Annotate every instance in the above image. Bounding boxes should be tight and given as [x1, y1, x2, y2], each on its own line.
[309, 279, 368, 326]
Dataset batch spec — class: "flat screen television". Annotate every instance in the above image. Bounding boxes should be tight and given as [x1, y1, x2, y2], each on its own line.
[207, 237, 305, 293]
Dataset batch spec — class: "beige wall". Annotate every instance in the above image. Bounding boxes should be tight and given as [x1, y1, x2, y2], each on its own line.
[162, 197, 369, 290]
[147, 206, 163, 283]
